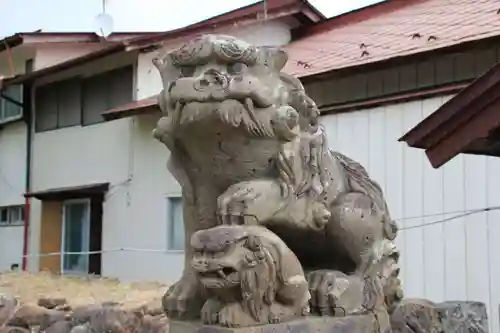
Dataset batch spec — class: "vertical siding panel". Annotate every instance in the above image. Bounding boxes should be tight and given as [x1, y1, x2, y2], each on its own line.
[343, 111, 370, 167]
[421, 97, 446, 302]
[321, 114, 338, 148]
[335, 113, 352, 154]
[486, 156, 500, 333]
[401, 100, 425, 297]
[368, 107, 386, 192]
[464, 154, 490, 326]
[319, 94, 500, 333]
[442, 154, 467, 300]
[384, 103, 406, 287]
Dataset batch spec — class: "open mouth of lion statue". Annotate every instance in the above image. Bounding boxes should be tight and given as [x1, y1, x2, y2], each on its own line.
[153, 34, 300, 140]
[195, 265, 240, 288]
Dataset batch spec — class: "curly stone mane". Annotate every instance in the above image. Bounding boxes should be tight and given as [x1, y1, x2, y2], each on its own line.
[240, 234, 304, 322]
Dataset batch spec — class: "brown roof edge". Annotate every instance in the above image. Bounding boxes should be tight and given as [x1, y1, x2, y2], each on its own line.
[0, 43, 126, 89]
[0, 31, 155, 53]
[124, 0, 324, 50]
[24, 182, 110, 201]
[102, 96, 160, 121]
[399, 59, 500, 147]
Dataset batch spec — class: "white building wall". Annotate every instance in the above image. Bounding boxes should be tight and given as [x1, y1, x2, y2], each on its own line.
[34, 43, 108, 70]
[26, 52, 138, 273]
[0, 42, 117, 272]
[0, 47, 32, 272]
[136, 20, 292, 100]
[0, 122, 27, 271]
[320, 95, 500, 333]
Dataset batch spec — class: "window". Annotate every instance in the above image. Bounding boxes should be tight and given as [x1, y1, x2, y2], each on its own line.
[0, 85, 23, 123]
[167, 197, 184, 251]
[0, 205, 25, 227]
[82, 66, 134, 125]
[35, 65, 133, 132]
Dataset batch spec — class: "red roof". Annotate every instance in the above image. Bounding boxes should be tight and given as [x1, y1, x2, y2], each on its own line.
[284, 0, 500, 77]
[124, 0, 325, 50]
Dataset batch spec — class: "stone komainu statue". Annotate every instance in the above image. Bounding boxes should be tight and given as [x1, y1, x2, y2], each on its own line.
[152, 34, 403, 327]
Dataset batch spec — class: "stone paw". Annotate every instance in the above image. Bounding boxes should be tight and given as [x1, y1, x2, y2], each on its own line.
[307, 270, 365, 317]
[307, 270, 338, 316]
[201, 299, 221, 325]
[267, 303, 290, 324]
[217, 180, 283, 226]
[161, 275, 203, 320]
[218, 303, 257, 328]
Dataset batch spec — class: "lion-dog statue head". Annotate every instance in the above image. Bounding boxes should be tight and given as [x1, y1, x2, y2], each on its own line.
[190, 225, 310, 327]
[152, 34, 320, 147]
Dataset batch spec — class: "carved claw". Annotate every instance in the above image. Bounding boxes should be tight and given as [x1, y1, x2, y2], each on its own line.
[217, 180, 284, 226]
[201, 299, 222, 325]
[307, 270, 338, 316]
[307, 270, 365, 317]
[161, 275, 203, 320]
[218, 303, 258, 328]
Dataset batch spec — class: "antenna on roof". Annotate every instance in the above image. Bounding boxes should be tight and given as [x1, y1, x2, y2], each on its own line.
[93, 0, 114, 39]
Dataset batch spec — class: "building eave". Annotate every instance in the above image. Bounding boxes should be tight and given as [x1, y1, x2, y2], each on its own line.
[123, 0, 325, 51]
[0, 43, 126, 89]
[102, 96, 160, 120]
[399, 60, 500, 168]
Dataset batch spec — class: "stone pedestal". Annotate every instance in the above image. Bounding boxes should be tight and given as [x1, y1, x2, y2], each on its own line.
[169, 314, 382, 333]
[437, 301, 489, 333]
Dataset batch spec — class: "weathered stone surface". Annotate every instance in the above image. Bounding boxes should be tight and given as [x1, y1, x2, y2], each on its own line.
[169, 315, 379, 333]
[38, 298, 67, 310]
[141, 315, 168, 333]
[0, 295, 18, 326]
[436, 301, 488, 333]
[9, 303, 68, 327]
[0, 294, 167, 333]
[0, 327, 30, 333]
[154, 33, 402, 328]
[43, 320, 73, 333]
[390, 298, 443, 333]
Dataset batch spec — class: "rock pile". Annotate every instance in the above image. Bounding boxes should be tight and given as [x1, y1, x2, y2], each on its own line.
[0, 294, 167, 333]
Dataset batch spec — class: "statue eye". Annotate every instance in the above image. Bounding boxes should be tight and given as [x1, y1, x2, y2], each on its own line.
[227, 63, 246, 74]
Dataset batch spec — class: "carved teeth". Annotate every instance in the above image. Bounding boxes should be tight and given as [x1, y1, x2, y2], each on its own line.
[217, 269, 226, 278]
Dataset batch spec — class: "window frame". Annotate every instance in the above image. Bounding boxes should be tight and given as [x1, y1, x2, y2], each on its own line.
[0, 205, 25, 227]
[166, 196, 184, 251]
[0, 84, 24, 124]
[34, 65, 134, 132]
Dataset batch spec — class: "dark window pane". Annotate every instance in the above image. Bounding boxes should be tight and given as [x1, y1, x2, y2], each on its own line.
[109, 66, 133, 108]
[2, 85, 23, 119]
[57, 80, 82, 127]
[35, 84, 58, 132]
[82, 73, 109, 126]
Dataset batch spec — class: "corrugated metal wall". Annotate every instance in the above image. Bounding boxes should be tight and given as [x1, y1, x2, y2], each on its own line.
[321, 95, 500, 333]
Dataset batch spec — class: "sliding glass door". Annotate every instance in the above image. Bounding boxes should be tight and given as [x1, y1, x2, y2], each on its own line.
[62, 199, 90, 275]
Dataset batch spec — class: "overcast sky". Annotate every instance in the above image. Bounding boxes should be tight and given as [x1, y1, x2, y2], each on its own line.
[0, 0, 382, 38]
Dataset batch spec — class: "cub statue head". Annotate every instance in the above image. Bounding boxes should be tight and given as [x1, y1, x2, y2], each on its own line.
[152, 34, 321, 144]
[190, 225, 310, 327]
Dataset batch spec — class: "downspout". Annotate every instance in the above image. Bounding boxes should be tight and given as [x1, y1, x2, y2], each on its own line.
[21, 82, 32, 271]
[22, 60, 34, 271]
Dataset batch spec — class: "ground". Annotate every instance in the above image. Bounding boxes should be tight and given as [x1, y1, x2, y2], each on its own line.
[0, 271, 166, 309]
[0, 271, 169, 333]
